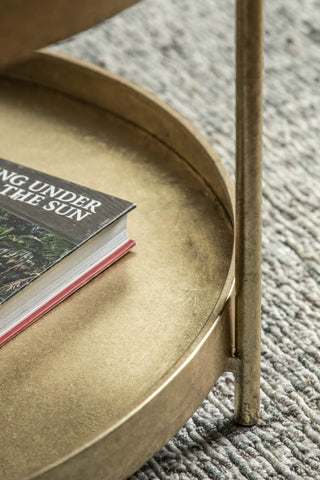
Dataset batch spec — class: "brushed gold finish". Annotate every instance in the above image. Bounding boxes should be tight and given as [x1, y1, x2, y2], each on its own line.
[0, 53, 234, 480]
[0, 0, 141, 66]
[234, 0, 264, 425]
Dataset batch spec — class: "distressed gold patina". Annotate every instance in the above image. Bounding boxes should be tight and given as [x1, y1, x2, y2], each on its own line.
[235, 0, 263, 426]
[0, 0, 263, 477]
[0, 53, 234, 480]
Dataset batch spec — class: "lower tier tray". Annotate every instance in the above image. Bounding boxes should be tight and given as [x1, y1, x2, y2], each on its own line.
[0, 52, 234, 480]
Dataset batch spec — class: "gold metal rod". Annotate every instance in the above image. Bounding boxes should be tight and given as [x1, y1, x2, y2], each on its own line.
[234, 0, 264, 425]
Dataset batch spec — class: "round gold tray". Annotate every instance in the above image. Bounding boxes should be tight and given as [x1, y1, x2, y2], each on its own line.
[0, 52, 234, 480]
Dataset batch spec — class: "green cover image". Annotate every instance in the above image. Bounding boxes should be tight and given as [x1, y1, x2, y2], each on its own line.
[0, 208, 73, 304]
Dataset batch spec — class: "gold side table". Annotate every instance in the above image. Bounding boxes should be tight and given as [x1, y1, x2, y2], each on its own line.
[0, 1, 263, 479]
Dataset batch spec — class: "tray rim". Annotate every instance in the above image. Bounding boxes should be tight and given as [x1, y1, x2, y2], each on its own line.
[0, 52, 235, 480]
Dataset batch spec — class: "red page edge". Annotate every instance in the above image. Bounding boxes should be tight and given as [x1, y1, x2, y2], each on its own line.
[0, 239, 135, 348]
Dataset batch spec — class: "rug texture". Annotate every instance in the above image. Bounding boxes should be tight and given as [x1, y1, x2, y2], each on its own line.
[53, 0, 320, 478]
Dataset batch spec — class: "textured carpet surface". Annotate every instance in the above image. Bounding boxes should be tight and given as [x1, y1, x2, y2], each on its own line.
[53, 0, 320, 478]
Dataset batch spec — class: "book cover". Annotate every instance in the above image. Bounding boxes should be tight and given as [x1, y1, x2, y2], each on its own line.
[0, 157, 135, 345]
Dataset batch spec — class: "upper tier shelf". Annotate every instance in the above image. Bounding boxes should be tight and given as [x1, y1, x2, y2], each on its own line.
[0, 0, 141, 66]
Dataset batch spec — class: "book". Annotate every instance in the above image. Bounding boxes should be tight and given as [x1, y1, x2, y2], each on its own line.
[0, 158, 135, 347]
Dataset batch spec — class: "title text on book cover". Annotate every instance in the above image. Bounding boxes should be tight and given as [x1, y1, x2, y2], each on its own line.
[0, 168, 102, 222]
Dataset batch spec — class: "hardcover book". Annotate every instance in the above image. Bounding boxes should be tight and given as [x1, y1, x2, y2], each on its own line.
[0, 158, 135, 347]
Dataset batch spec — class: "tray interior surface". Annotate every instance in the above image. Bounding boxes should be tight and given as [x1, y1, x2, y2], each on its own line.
[0, 70, 233, 480]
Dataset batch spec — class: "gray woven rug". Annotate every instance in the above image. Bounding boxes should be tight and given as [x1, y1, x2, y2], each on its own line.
[53, 0, 320, 478]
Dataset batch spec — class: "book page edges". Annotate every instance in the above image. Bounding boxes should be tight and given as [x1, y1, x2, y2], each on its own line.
[0, 239, 135, 347]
